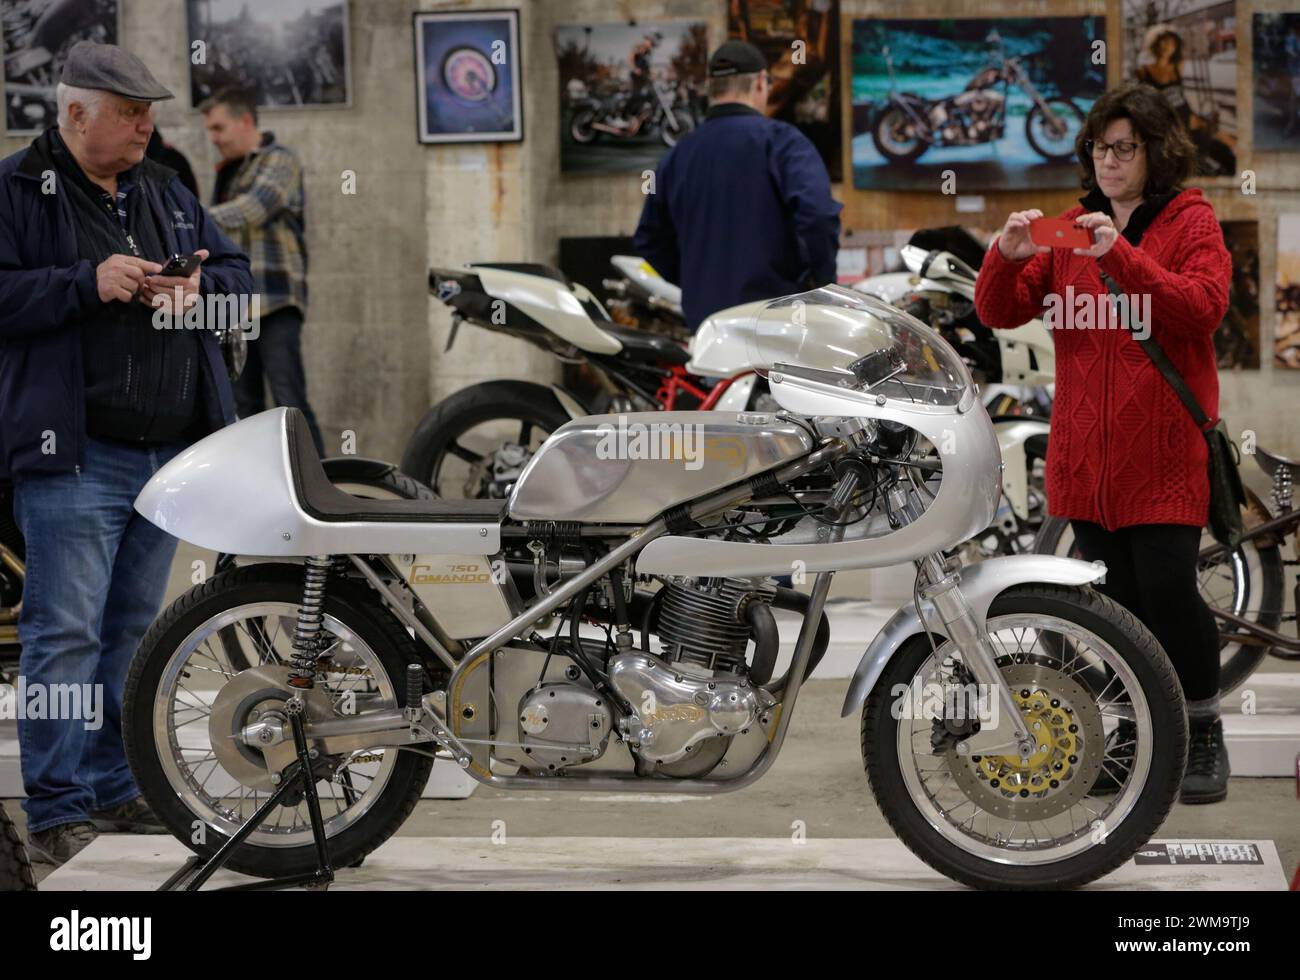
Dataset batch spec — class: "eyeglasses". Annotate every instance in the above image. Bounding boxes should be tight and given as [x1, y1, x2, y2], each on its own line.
[1084, 138, 1144, 162]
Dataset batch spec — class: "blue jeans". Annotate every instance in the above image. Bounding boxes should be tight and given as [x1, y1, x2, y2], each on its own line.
[13, 435, 182, 832]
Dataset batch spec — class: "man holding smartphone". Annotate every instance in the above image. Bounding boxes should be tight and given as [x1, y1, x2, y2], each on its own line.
[0, 42, 252, 864]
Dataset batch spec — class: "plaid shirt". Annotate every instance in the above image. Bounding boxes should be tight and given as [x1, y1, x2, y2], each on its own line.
[209, 132, 307, 317]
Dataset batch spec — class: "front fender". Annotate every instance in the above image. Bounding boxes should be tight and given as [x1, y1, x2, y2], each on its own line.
[838, 555, 1105, 718]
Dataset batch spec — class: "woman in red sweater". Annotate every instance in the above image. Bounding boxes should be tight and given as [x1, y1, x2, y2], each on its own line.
[975, 83, 1233, 804]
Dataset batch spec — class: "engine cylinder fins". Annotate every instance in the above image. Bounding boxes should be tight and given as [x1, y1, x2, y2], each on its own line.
[654, 577, 775, 674]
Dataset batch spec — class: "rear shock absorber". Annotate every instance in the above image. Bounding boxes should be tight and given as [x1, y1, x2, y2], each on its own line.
[288, 555, 332, 689]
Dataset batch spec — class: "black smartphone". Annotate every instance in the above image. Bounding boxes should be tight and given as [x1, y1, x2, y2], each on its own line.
[157, 252, 202, 277]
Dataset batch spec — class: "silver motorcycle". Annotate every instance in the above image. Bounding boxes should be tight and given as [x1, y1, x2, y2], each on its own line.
[124, 287, 1185, 890]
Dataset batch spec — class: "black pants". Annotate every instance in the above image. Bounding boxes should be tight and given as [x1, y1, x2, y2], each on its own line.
[234, 306, 324, 456]
[1070, 520, 1220, 703]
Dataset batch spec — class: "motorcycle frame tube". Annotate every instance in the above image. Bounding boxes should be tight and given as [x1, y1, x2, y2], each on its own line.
[636, 370, 1001, 577]
[838, 554, 1107, 719]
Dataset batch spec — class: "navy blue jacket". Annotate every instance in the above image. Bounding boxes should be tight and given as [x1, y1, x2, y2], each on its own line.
[633, 103, 842, 330]
[0, 134, 252, 479]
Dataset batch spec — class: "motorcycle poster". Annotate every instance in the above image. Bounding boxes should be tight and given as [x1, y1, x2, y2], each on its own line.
[1121, 0, 1237, 179]
[1, 0, 119, 134]
[554, 20, 706, 175]
[850, 17, 1104, 191]
[1251, 12, 1300, 152]
[727, 0, 842, 183]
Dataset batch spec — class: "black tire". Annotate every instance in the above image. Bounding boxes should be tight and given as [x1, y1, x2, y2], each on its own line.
[872, 104, 928, 163]
[1026, 99, 1086, 162]
[570, 108, 599, 144]
[400, 380, 573, 499]
[0, 802, 36, 891]
[1034, 515, 1284, 694]
[123, 563, 436, 879]
[862, 583, 1185, 889]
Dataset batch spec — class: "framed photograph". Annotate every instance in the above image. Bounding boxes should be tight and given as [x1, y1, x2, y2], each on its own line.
[555, 20, 707, 174]
[1120, 0, 1237, 178]
[1217, 220, 1259, 370]
[185, 0, 352, 110]
[1275, 214, 1300, 369]
[728, 0, 841, 182]
[850, 17, 1104, 191]
[2, 0, 121, 135]
[414, 8, 522, 144]
[1252, 12, 1300, 152]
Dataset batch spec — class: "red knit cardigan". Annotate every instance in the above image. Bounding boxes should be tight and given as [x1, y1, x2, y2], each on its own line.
[974, 188, 1231, 531]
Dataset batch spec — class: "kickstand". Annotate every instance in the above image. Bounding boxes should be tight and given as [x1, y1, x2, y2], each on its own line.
[159, 701, 335, 892]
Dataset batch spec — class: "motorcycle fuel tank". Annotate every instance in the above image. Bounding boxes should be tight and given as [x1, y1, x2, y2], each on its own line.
[508, 412, 813, 524]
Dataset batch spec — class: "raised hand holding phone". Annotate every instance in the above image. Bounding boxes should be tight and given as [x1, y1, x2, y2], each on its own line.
[1071, 212, 1119, 258]
[997, 209, 1050, 262]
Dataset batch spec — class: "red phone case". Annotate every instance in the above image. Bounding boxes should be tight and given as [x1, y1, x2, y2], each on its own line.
[1029, 218, 1094, 249]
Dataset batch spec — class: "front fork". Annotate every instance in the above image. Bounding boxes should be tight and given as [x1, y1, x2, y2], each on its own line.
[916, 552, 1037, 761]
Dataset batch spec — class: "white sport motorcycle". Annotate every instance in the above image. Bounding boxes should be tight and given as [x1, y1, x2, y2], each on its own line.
[125, 287, 1184, 890]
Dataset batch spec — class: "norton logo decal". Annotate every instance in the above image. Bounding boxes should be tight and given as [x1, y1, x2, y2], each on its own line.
[643, 704, 705, 725]
[594, 416, 747, 471]
[410, 562, 491, 585]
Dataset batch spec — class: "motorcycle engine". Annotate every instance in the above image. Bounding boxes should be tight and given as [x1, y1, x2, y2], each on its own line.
[608, 577, 778, 778]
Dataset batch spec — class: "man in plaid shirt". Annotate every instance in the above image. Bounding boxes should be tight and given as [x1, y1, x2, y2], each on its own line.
[201, 88, 323, 453]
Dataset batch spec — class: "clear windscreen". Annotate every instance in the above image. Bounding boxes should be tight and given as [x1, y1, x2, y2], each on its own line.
[743, 286, 973, 407]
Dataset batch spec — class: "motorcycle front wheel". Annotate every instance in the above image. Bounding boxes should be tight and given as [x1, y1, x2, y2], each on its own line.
[1033, 514, 1284, 694]
[1026, 99, 1086, 161]
[872, 105, 928, 163]
[862, 583, 1185, 889]
[123, 563, 437, 879]
[660, 107, 694, 147]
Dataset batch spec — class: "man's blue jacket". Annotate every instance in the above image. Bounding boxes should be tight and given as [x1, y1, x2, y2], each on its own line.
[0, 133, 253, 479]
[633, 103, 842, 331]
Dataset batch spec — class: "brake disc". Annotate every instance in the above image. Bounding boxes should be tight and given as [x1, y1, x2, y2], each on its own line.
[946, 663, 1105, 821]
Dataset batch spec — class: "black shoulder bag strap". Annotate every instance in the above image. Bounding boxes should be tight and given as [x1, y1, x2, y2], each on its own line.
[1100, 270, 1245, 546]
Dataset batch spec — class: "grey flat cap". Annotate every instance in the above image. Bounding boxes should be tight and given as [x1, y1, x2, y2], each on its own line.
[60, 41, 173, 102]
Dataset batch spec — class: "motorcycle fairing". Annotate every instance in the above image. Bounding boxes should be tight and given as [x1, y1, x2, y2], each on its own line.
[470, 265, 623, 354]
[134, 408, 503, 557]
[838, 555, 1106, 718]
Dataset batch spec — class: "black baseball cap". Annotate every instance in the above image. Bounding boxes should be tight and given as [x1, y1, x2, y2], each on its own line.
[708, 40, 767, 78]
[60, 41, 174, 102]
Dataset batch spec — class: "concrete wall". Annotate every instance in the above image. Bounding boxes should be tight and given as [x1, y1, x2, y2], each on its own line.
[3, 0, 1298, 470]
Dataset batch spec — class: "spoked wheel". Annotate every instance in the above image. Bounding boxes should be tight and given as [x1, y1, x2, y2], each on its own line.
[872, 104, 928, 163]
[862, 584, 1185, 889]
[400, 380, 572, 500]
[1034, 515, 1284, 695]
[123, 564, 437, 879]
[1026, 98, 1086, 162]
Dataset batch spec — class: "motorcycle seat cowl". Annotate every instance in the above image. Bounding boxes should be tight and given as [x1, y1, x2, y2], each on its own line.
[285, 409, 505, 524]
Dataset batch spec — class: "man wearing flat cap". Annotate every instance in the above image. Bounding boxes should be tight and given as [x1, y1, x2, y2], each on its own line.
[634, 40, 842, 331]
[0, 41, 253, 865]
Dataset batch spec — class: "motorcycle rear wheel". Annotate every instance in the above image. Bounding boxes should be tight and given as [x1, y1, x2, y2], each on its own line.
[862, 583, 1184, 889]
[872, 105, 927, 163]
[123, 564, 437, 879]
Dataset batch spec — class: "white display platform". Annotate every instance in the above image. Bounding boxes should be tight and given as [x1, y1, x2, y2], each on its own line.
[40, 835, 1290, 891]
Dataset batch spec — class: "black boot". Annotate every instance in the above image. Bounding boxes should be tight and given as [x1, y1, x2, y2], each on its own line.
[1088, 719, 1136, 795]
[1181, 717, 1230, 804]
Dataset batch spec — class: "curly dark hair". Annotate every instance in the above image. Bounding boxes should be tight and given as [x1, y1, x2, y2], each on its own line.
[1075, 82, 1198, 195]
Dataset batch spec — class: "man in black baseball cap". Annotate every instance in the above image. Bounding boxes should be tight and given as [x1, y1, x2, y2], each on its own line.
[0, 42, 252, 865]
[634, 39, 841, 330]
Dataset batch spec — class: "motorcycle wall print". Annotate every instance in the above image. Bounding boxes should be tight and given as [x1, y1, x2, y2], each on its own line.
[126, 287, 1187, 890]
[850, 17, 1105, 191]
[555, 20, 705, 174]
